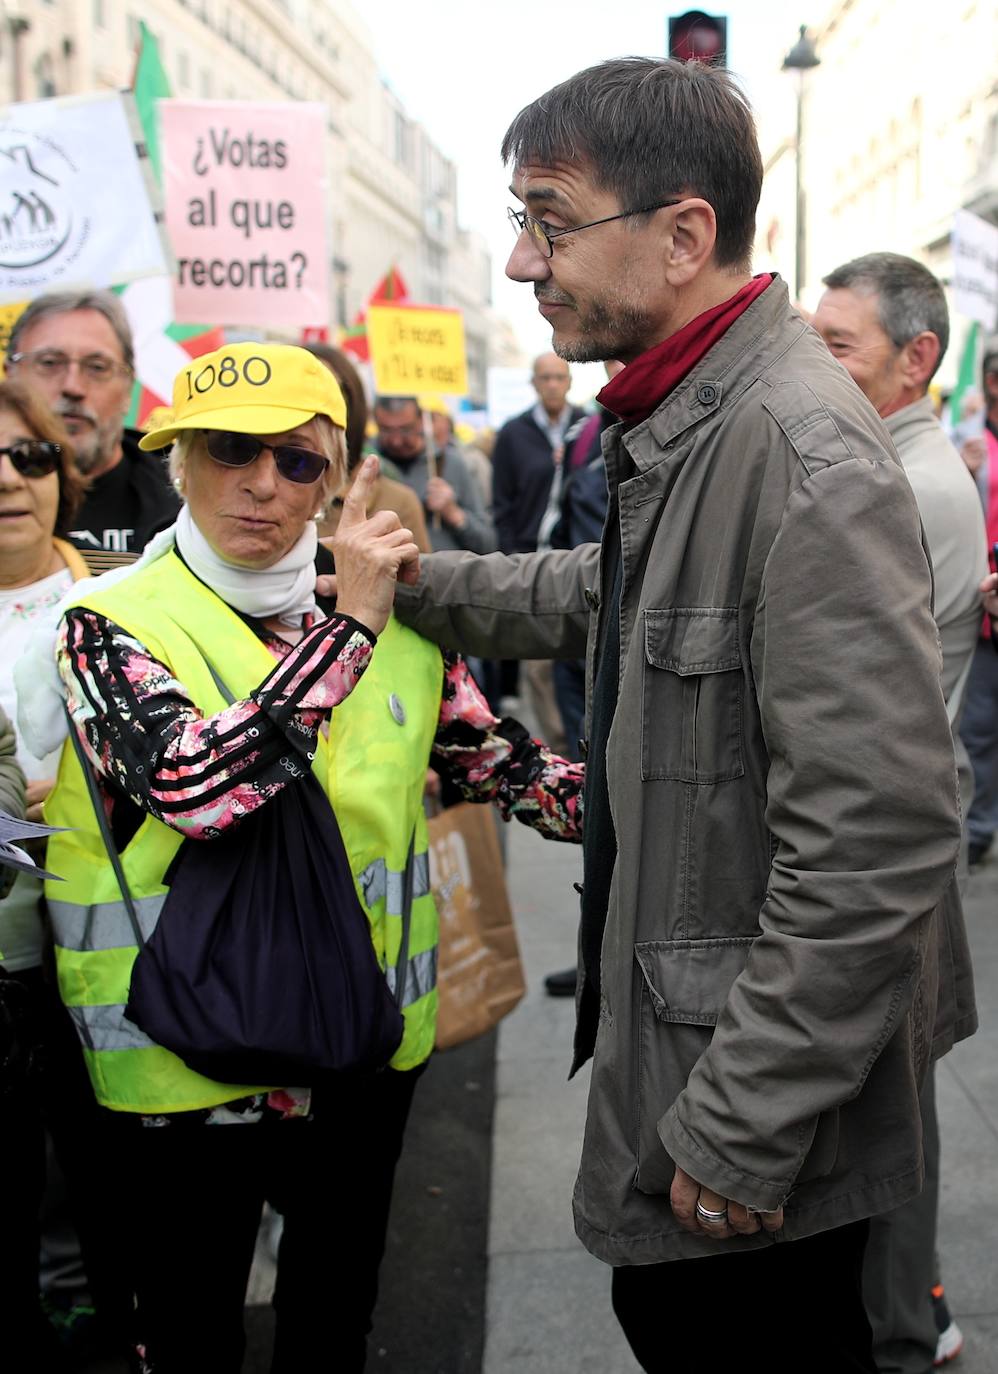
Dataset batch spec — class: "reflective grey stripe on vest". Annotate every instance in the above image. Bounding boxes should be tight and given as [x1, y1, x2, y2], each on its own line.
[49, 896, 166, 952]
[358, 852, 430, 915]
[385, 946, 437, 1009]
[67, 1002, 158, 1053]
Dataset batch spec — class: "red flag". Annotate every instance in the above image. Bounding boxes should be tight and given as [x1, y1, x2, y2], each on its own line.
[341, 266, 410, 362]
[132, 325, 225, 429]
[369, 265, 410, 303]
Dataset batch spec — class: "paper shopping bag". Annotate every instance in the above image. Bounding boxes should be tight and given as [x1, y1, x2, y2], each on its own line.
[428, 802, 525, 1050]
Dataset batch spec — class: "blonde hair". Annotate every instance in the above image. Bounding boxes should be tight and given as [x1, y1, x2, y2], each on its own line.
[171, 416, 347, 514]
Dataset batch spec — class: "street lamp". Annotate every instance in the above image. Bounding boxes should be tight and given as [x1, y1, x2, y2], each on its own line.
[782, 25, 820, 302]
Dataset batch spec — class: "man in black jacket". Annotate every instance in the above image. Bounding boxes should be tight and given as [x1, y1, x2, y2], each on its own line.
[7, 290, 180, 573]
[492, 352, 585, 554]
[492, 354, 585, 751]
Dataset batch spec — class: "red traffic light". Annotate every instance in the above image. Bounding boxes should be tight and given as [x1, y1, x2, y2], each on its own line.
[668, 10, 727, 66]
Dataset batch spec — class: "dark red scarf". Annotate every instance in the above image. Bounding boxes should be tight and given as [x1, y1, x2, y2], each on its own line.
[598, 274, 773, 425]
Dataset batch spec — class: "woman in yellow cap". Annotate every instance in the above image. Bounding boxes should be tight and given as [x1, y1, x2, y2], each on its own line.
[28, 342, 583, 1372]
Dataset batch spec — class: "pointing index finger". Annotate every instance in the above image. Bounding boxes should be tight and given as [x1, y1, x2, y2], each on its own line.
[339, 455, 380, 528]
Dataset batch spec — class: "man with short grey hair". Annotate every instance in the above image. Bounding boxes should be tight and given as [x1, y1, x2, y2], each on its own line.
[6, 289, 179, 570]
[814, 252, 984, 1374]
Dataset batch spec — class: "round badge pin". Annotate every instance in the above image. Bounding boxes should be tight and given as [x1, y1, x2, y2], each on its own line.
[389, 693, 407, 725]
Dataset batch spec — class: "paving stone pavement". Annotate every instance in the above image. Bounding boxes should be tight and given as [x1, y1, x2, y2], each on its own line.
[487, 821, 998, 1374]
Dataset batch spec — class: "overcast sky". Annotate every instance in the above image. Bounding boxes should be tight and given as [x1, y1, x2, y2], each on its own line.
[360, 0, 809, 392]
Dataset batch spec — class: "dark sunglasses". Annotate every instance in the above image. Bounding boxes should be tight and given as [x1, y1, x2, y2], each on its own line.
[0, 439, 62, 478]
[204, 431, 329, 485]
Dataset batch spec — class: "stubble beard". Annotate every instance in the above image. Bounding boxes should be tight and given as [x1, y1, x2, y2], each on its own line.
[72, 417, 125, 476]
[551, 293, 657, 365]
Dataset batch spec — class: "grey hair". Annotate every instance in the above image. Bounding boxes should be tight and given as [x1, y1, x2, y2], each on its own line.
[822, 253, 950, 378]
[170, 416, 347, 514]
[7, 289, 135, 371]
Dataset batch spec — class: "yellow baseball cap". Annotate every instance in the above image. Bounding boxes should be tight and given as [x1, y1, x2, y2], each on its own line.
[139, 342, 347, 451]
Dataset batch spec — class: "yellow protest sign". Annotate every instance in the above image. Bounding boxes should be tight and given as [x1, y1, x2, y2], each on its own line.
[367, 304, 467, 397]
[0, 301, 27, 369]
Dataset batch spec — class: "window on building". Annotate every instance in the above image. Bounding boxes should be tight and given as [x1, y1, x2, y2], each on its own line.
[177, 49, 189, 87]
[985, 112, 998, 166]
[93, 0, 106, 28]
[200, 66, 212, 96]
[126, 12, 140, 48]
[394, 110, 410, 168]
[35, 53, 56, 96]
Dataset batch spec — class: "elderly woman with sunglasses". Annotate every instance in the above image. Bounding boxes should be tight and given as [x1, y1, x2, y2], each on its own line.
[29, 344, 583, 1373]
[0, 378, 108, 1359]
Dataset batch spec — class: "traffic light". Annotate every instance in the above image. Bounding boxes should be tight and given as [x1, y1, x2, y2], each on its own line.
[668, 11, 727, 66]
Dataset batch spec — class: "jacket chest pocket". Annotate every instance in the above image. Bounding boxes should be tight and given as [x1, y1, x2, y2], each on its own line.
[641, 608, 744, 784]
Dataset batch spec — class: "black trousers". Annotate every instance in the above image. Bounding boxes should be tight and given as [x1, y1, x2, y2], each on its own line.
[1, 966, 133, 1364]
[104, 1063, 425, 1374]
[612, 1219, 876, 1374]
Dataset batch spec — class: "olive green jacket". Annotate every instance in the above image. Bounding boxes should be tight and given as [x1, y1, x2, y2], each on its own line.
[396, 280, 966, 1265]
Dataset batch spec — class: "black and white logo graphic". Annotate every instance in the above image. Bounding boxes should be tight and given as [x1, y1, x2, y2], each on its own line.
[0, 126, 88, 277]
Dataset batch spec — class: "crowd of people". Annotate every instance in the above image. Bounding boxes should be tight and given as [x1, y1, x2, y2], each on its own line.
[0, 50, 994, 1374]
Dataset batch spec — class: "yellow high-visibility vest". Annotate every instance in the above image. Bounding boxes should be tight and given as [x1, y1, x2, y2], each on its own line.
[45, 549, 443, 1113]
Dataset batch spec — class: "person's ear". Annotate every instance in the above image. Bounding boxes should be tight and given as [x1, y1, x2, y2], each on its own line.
[901, 331, 940, 391]
[662, 198, 718, 287]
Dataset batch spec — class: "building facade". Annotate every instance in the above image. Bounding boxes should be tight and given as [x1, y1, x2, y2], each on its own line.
[0, 0, 496, 398]
[754, 0, 998, 378]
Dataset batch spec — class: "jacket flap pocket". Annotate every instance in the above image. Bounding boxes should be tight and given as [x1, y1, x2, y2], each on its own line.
[635, 937, 756, 1025]
[643, 608, 740, 676]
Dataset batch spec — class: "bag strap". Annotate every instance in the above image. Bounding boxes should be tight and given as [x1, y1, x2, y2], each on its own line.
[206, 660, 236, 705]
[206, 658, 418, 1011]
[63, 706, 146, 949]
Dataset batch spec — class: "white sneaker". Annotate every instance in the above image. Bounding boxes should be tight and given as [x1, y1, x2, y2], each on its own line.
[934, 1318, 965, 1366]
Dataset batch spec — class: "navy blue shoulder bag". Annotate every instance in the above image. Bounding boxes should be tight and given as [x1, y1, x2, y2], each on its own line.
[66, 674, 407, 1086]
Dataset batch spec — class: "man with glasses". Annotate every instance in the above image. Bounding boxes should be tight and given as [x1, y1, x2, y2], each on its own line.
[492, 353, 584, 559]
[396, 57, 966, 1372]
[6, 290, 180, 572]
[372, 394, 494, 555]
[491, 353, 586, 758]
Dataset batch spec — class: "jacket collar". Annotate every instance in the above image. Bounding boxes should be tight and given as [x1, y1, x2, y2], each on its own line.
[606, 277, 808, 479]
[883, 394, 939, 444]
[598, 275, 772, 426]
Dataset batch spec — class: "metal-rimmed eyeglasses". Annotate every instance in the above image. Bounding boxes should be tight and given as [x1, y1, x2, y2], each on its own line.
[7, 349, 133, 386]
[507, 199, 684, 259]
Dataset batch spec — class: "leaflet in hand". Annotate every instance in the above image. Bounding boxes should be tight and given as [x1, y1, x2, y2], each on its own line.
[0, 809, 66, 881]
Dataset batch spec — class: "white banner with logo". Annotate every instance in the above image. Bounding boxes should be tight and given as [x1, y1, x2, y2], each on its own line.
[952, 209, 998, 330]
[0, 91, 166, 304]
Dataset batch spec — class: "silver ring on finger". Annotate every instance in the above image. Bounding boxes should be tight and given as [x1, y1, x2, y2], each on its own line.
[695, 1199, 729, 1224]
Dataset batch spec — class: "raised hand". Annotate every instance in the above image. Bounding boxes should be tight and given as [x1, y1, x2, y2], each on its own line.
[332, 456, 420, 637]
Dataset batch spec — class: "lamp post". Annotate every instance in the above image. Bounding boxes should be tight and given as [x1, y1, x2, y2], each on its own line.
[782, 25, 820, 302]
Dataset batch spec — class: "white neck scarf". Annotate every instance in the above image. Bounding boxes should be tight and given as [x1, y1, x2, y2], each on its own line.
[174, 504, 318, 628]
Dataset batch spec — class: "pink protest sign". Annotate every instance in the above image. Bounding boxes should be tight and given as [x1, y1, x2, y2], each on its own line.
[160, 100, 330, 328]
